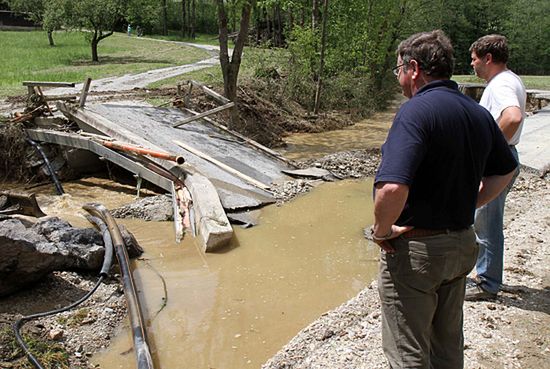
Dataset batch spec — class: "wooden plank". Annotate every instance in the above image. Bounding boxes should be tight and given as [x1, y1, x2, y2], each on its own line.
[171, 181, 185, 243]
[181, 107, 295, 166]
[79, 77, 92, 108]
[23, 81, 76, 88]
[189, 80, 231, 104]
[43, 95, 78, 102]
[173, 102, 235, 127]
[173, 139, 271, 190]
[36, 86, 53, 116]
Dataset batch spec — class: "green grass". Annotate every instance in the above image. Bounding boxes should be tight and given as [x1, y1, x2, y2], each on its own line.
[0, 325, 70, 369]
[454, 74, 550, 90]
[148, 45, 289, 90]
[145, 30, 220, 46]
[0, 30, 210, 98]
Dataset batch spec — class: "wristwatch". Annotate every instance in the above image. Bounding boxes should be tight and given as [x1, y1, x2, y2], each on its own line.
[370, 226, 393, 241]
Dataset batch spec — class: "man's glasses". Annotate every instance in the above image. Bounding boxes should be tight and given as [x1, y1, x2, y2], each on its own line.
[392, 63, 406, 76]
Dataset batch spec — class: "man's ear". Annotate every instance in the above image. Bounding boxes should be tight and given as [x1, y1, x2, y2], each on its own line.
[410, 59, 420, 79]
[485, 53, 493, 64]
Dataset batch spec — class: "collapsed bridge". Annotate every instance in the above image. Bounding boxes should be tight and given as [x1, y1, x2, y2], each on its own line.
[24, 81, 330, 251]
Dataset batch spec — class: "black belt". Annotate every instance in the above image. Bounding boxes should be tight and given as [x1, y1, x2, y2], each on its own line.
[402, 228, 463, 239]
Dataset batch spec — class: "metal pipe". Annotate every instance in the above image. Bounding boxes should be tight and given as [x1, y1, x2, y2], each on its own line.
[26, 138, 64, 195]
[82, 203, 154, 369]
[101, 140, 185, 165]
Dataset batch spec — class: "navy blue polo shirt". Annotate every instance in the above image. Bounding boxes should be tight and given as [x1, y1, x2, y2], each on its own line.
[375, 80, 517, 229]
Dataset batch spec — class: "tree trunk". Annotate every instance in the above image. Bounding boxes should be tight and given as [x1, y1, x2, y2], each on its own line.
[313, 0, 329, 114]
[191, 0, 196, 39]
[216, 0, 255, 129]
[275, 4, 282, 46]
[181, 0, 187, 39]
[312, 0, 320, 30]
[186, 0, 191, 37]
[254, 3, 261, 45]
[91, 36, 99, 62]
[162, 0, 168, 36]
[47, 30, 54, 46]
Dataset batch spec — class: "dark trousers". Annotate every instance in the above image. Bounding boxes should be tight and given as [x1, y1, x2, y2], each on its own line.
[378, 228, 478, 369]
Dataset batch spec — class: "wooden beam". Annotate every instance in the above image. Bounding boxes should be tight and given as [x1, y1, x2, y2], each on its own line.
[181, 107, 295, 166]
[79, 77, 92, 108]
[172, 102, 235, 127]
[36, 86, 53, 116]
[23, 81, 76, 88]
[43, 95, 78, 102]
[173, 139, 271, 190]
[188, 80, 231, 105]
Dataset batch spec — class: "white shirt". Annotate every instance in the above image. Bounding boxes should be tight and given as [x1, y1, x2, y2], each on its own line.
[480, 70, 526, 146]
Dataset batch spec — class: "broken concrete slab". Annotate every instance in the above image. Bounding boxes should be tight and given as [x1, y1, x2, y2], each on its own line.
[517, 106, 550, 176]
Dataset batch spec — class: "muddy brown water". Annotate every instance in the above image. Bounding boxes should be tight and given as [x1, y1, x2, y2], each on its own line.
[4, 110, 394, 368]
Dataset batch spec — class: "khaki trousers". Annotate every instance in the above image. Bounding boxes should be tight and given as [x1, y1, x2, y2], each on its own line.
[378, 228, 478, 369]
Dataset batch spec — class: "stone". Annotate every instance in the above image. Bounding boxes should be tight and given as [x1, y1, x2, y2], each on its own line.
[0, 216, 105, 297]
[49, 329, 64, 340]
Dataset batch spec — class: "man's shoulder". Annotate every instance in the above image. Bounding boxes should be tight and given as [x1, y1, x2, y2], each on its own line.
[489, 70, 525, 89]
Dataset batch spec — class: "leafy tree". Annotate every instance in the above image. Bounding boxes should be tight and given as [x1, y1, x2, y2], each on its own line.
[5, 0, 63, 46]
[503, 0, 550, 74]
[126, 0, 159, 34]
[57, 0, 128, 62]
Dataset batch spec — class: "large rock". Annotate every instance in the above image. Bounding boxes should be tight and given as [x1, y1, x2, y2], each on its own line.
[0, 216, 105, 297]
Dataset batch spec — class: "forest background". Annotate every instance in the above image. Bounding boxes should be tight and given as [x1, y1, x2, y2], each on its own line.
[2, 0, 549, 118]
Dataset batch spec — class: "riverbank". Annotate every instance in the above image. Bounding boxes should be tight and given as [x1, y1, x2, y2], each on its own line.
[262, 168, 550, 369]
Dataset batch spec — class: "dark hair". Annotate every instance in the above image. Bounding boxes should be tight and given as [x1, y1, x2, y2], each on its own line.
[397, 30, 454, 79]
[469, 34, 509, 64]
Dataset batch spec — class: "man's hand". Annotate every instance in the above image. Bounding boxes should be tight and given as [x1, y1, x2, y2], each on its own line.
[367, 224, 414, 253]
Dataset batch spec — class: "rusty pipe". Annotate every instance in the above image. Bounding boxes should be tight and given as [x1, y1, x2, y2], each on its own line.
[101, 140, 185, 165]
[82, 203, 154, 369]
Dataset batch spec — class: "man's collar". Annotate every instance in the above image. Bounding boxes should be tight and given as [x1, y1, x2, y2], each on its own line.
[416, 79, 458, 95]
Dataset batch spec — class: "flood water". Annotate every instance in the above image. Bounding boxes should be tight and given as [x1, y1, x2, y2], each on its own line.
[279, 109, 395, 161]
[4, 109, 395, 368]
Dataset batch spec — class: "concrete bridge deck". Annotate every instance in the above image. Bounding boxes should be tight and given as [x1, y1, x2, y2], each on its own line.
[517, 105, 550, 176]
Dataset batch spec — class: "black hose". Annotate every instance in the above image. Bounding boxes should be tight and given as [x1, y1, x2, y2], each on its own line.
[82, 203, 154, 369]
[84, 214, 114, 277]
[25, 138, 64, 195]
[12, 211, 115, 369]
[13, 276, 105, 369]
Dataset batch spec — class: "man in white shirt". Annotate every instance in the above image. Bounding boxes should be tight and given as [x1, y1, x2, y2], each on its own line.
[467, 34, 527, 300]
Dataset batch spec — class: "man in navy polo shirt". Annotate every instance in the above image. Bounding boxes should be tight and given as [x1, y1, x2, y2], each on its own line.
[370, 30, 517, 368]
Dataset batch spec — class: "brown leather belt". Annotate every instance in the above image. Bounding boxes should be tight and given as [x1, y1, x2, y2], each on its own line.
[402, 228, 449, 239]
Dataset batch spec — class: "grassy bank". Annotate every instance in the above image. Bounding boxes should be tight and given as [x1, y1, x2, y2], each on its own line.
[0, 30, 209, 98]
[454, 75, 550, 90]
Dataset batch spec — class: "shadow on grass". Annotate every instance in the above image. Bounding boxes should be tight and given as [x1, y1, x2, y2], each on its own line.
[71, 55, 174, 66]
